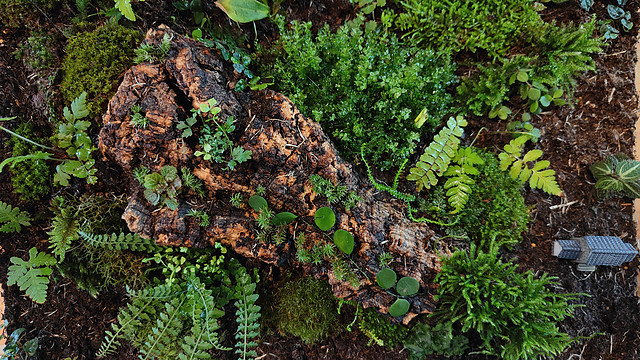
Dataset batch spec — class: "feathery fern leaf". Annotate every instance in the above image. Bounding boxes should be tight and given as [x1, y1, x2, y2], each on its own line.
[0, 201, 31, 233]
[7, 247, 56, 304]
[443, 147, 484, 213]
[78, 231, 161, 252]
[499, 135, 562, 196]
[181, 168, 206, 198]
[234, 268, 261, 360]
[407, 116, 468, 191]
[47, 207, 79, 261]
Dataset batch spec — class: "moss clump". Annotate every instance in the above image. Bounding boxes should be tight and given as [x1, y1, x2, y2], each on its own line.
[0, 0, 57, 27]
[9, 123, 51, 201]
[60, 24, 141, 119]
[422, 149, 530, 248]
[358, 307, 408, 348]
[275, 277, 338, 343]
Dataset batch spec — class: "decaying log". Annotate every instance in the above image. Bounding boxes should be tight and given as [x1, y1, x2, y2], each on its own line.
[99, 25, 442, 323]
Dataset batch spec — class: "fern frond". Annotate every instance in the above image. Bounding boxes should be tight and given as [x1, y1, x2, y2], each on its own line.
[47, 207, 79, 261]
[499, 136, 562, 196]
[140, 296, 187, 359]
[234, 269, 261, 360]
[407, 116, 468, 191]
[0, 201, 31, 233]
[181, 168, 206, 198]
[79, 231, 161, 252]
[7, 247, 56, 304]
[361, 146, 416, 203]
[443, 147, 484, 214]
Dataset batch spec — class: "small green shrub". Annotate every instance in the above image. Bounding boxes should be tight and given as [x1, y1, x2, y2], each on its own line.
[0, 0, 57, 27]
[421, 150, 530, 248]
[275, 277, 338, 343]
[434, 244, 580, 360]
[8, 123, 51, 201]
[257, 15, 457, 169]
[60, 24, 141, 118]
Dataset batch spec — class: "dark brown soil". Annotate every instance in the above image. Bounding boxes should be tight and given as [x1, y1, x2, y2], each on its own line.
[1, 0, 640, 359]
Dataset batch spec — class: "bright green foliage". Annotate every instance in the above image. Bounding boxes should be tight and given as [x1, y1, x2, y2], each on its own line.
[133, 165, 150, 184]
[143, 165, 182, 210]
[309, 174, 361, 211]
[389, 299, 410, 317]
[421, 151, 530, 248]
[48, 200, 80, 261]
[258, 15, 457, 169]
[499, 135, 562, 196]
[314, 207, 336, 231]
[394, 0, 543, 58]
[8, 123, 51, 201]
[590, 153, 640, 198]
[294, 234, 360, 287]
[443, 147, 484, 213]
[333, 229, 354, 255]
[7, 247, 57, 304]
[435, 244, 579, 360]
[0, 0, 56, 27]
[407, 116, 467, 191]
[376, 268, 396, 289]
[60, 24, 141, 118]
[186, 209, 210, 226]
[79, 231, 162, 252]
[230, 192, 244, 208]
[403, 321, 468, 359]
[358, 307, 408, 348]
[275, 277, 338, 343]
[0, 201, 31, 233]
[54, 91, 98, 186]
[115, 0, 135, 20]
[129, 105, 149, 129]
[181, 168, 205, 197]
[215, 0, 269, 23]
[134, 33, 172, 64]
[233, 267, 261, 360]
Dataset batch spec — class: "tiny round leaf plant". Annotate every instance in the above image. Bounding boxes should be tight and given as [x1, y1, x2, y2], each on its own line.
[314, 207, 335, 231]
[389, 298, 410, 317]
[272, 212, 298, 226]
[396, 276, 419, 297]
[248, 195, 268, 211]
[333, 229, 354, 255]
[376, 268, 397, 289]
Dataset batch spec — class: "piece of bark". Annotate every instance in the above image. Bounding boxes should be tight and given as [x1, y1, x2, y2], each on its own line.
[99, 25, 442, 323]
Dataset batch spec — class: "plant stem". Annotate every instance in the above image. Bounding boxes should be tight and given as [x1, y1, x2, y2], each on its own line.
[0, 125, 56, 151]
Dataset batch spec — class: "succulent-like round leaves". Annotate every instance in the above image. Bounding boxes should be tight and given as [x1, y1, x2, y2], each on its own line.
[376, 268, 397, 289]
[389, 299, 410, 317]
[248, 195, 267, 211]
[314, 207, 335, 231]
[333, 229, 354, 255]
[396, 276, 419, 297]
[272, 212, 298, 226]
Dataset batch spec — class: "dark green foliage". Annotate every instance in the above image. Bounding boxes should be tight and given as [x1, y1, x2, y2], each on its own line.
[0, 321, 40, 358]
[0, 201, 31, 233]
[0, 0, 57, 27]
[79, 231, 162, 252]
[257, 15, 457, 169]
[421, 150, 530, 248]
[8, 123, 51, 201]
[181, 167, 206, 197]
[314, 207, 335, 231]
[134, 33, 172, 64]
[403, 321, 468, 359]
[143, 165, 182, 210]
[186, 209, 210, 226]
[60, 24, 141, 118]
[434, 244, 579, 360]
[590, 153, 640, 198]
[275, 277, 338, 343]
[15, 31, 56, 70]
[7, 247, 57, 304]
[358, 307, 408, 348]
[133, 165, 150, 184]
[234, 267, 261, 360]
[394, 0, 543, 58]
[309, 174, 361, 211]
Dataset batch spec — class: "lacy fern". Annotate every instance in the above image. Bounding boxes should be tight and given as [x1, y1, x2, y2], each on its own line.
[0, 201, 31, 233]
[78, 231, 161, 252]
[443, 147, 484, 213]
[47, 204, 79, 261]
[407, 116, 467, 191]
[234, 268, 261, 360]
[7, 247, 57, 304]
[499, 135, 562, 196]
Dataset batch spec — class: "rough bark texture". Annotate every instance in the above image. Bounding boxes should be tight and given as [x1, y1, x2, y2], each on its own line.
[99, 25, 442, 323]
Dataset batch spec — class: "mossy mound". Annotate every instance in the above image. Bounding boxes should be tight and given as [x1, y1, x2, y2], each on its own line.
[60, 24, 141, 119]
[9, 123, 51, 201]
[0, 0, 57, 27]
[274, 277, 338, 343]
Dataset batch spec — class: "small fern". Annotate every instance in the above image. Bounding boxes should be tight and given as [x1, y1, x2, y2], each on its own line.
[47, 206, 79, 261]
[234, 268, 261, 360]
[181, 168, 205, 198]
[407, 116, 468, 191]
[78, 231, 161, 252]
[7, 247, 57, 304]
[0, 201, 31, 233]
[443, 147, 484, 213]
[498, 135, 562, 196]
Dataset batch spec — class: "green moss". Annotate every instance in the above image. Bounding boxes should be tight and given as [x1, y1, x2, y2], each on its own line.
[9, 123, 51, 201]
[358, 307, 408, 348]
[422, 149, 530, 248]
[275, 277, 338, 343]
[0, 0, 57, 27]
[60, 24, 141, 119]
